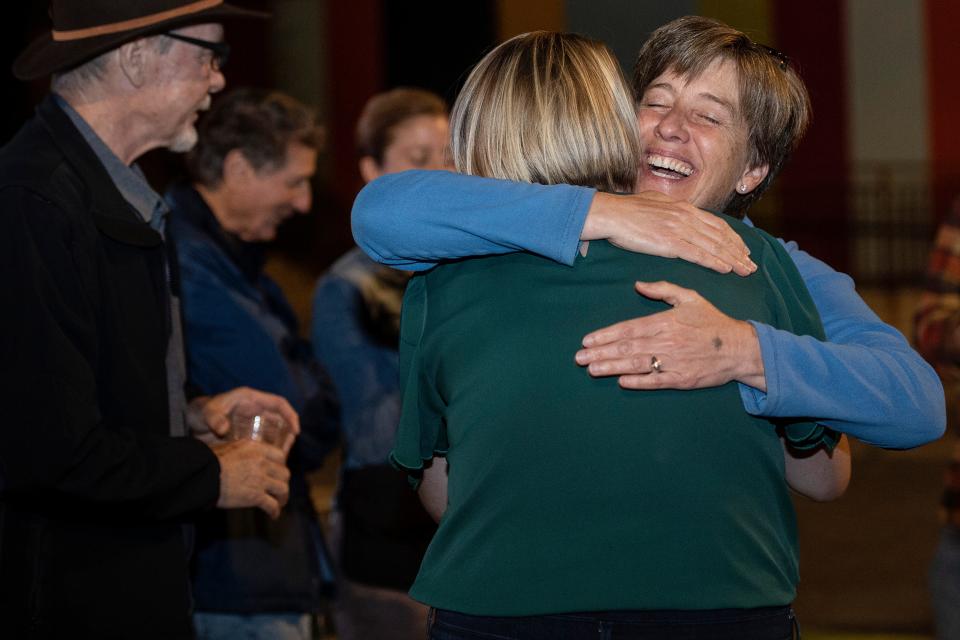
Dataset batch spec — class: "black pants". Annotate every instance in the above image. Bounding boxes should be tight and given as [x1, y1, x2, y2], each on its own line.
[428, 606, 798, 640]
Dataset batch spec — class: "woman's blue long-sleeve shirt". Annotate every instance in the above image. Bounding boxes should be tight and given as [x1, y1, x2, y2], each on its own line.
[351, 170, 945, 449]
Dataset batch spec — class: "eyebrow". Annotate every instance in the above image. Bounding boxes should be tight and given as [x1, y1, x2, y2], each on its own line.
[644, 82, 738, 115]
[645, 82, 674, 94]
[699, 92, 736, 114]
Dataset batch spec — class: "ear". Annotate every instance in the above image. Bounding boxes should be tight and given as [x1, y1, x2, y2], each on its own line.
[222, 149, 255, 186]
[736, 163, 769, 195]
[358, 156, 383, 184]
[116, 38, 149, 88]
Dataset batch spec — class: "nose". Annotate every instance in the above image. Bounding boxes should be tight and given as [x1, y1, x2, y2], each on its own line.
[209, 68, 226, 94]
[293, 185, 312, 214]
[654, 107, 688, 143]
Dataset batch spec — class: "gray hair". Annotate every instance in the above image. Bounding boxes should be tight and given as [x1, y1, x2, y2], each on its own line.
[51, 35, 174, 98]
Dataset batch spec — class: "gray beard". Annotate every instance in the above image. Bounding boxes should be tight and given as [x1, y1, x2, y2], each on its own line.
[168, 126, 198, 154]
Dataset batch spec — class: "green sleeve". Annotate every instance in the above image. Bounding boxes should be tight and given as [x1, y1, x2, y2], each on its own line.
[390, 273, 448, 487]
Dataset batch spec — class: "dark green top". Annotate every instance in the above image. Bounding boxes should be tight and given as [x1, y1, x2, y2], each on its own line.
[392, 216, 832, 615]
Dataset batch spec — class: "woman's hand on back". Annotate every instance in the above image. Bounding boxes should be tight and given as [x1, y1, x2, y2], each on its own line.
[574, 280, 766, 391]
[581, 191, 757, 276]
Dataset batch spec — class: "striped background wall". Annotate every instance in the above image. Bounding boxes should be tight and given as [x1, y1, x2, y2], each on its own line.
[926, 0, 960, 221]
[264, 0, 953, 281]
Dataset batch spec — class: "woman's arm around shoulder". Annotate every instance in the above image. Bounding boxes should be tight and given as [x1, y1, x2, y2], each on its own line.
[351, 170, 591, 270]
[351, 172, 752, 273]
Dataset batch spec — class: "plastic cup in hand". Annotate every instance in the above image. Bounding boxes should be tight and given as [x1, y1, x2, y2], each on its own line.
[228, 402, 290, 448]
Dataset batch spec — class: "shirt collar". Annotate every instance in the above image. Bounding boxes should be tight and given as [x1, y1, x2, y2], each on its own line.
[54, 93, 169, 232]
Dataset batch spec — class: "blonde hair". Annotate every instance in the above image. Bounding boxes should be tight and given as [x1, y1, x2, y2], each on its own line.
[451, 31, 640, 193]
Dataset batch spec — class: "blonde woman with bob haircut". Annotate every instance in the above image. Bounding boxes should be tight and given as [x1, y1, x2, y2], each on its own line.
[392, 31, 847, 640]
[449, 33, 639, 193]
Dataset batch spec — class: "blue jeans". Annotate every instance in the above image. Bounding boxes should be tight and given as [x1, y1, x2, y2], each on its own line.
[930, 525, 960, 639]
[193, 612, 312, 640]
[428, 606, 797, 640]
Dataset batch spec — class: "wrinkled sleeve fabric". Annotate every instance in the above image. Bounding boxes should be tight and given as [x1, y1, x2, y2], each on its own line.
[352, 170, 593, 270]
[0, 187, 219, 519]
[739, 238, 945, 449]
[389, 275, 448, 488]
[746, 229, 837, 451]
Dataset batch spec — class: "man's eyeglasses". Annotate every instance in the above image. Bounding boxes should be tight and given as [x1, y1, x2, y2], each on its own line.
[756, 43, 790, 71]
[165, 32, 230, 71]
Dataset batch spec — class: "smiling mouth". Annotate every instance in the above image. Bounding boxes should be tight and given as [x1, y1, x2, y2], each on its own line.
[647, 154, 694, 180]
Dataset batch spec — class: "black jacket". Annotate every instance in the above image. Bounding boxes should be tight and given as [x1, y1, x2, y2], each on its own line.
[0, 96, 220, 639]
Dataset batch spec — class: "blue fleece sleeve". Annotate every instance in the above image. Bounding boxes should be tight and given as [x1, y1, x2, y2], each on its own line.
[738, 238, 946, 449]
[351, 170, 594, 270]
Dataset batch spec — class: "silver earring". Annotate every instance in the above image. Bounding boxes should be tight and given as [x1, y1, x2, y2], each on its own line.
[738, 184, 747, 193]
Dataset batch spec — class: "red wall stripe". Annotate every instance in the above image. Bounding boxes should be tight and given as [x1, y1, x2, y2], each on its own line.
[925, 0, 960, 221]
[773, 0, 850, 271]
[328, 0, 383, 211]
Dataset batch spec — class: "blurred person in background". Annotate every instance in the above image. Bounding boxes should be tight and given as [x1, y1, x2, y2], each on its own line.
[0, 2, 300, 638]
[915, 196, 960, 640]
[311, 87, 449, 640]
[165, 87, 340, 640]
[391, 28, 849, 639]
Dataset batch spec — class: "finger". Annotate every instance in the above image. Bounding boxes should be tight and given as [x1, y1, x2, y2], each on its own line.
[677, 214, 756, 274]
[205, 412, 230, 437]
[262, 460, 291, 484]
[576, 338, 656, 366]
[585, 355, 658, 377]
[674, 234, 755, 276]
[257, 442, 287, 464]
[689, 207, 750, 254]
[581, 316, 660, 348]
[618, 372, 687, 390]
[279, 430, 296, 457]
[262, 481, 289, 513]
[704, 237, 756, 276]
[264, 395, 300, 436]
[633, 280, 696, 307]
[255, 493, 281, 520]
[685, 204, 750, 255]
[263, 475, 290, 501]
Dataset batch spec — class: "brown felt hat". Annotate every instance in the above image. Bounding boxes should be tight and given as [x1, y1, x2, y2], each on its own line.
[13, 0, 268, 81]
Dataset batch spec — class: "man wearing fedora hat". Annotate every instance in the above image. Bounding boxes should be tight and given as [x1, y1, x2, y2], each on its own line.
[0, 2, 302, 638]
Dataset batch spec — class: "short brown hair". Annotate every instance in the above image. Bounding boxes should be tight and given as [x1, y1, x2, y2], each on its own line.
[187, 87, 323, 187]
[451, 31, 640, 193]
[633, 16, 811, 216]
[355, 88, 448, 165]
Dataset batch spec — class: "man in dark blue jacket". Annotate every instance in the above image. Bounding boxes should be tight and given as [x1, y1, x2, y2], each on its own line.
[166, 87, 339, 640]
